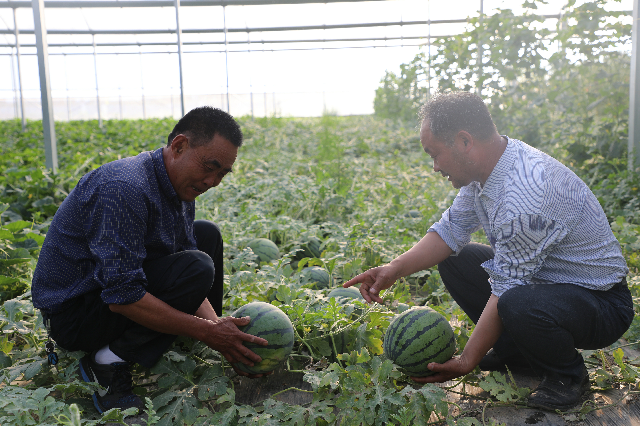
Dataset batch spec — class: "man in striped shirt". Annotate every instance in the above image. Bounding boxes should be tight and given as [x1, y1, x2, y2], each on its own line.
[345, 91, 633, 411]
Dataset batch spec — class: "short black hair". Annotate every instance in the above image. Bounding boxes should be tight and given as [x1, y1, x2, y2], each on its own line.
[420, 92, 497, 145]
[167, 106, 243, 148]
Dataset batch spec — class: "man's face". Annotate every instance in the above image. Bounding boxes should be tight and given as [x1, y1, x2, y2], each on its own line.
[165, 133, 238, 202]
[420, 121, 471, 189]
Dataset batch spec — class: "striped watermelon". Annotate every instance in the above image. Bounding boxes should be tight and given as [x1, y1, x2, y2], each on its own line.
[248, 238, 280, 263]
[302, 236, 322, 258]
[232, 302, 294, 374]
[327, 286, 364, 302]
[396, 303, 410, 313]
[383, 306, 456, 377]
[301, 266, 331, 289]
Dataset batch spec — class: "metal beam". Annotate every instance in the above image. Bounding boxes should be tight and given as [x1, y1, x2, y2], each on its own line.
[1, 0, 387, 8]
[0, 19, 469, 35]
[630, 0, 640, 171]
[174, 0, 185, 116]
[32, 0, 58, 172]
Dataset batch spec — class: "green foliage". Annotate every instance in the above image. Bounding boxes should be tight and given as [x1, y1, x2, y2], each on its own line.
[373, 0, 631, 182]
[0, 114, 638, 424]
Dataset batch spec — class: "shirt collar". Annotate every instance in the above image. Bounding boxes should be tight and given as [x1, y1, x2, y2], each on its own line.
[151, 148, 180, 204]
[479, 136, 516, 201]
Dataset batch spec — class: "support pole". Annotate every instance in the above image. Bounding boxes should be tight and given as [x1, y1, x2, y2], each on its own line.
[13, 8, 26, 131]
[630, 0, 640, 171]
[248, 36, 253, 118]
[477, 0, 483, 95]
[174, 0, 185, 116]
[427, 0, 431, 99]
[92, 35, 102, 128]
[223, 5, 230, 113]
[140, 51, 146, 119]
[32, 0, 58, 172]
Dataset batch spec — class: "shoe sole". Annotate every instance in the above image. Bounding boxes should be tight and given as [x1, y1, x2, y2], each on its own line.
[78, 357, 106, 414]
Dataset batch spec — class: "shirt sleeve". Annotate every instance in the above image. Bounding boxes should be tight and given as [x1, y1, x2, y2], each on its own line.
[83, 181, 149, 305]
[484, 214, 570, 297]
[428, 185, 482, 254]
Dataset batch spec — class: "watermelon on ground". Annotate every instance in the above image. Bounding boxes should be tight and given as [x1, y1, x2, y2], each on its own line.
[302, 236, 322, 258]
[247, 238, 280, 263]
[301, 266, 331, 289]
[396, 303, 410, 313]
[383, 306, 456, 377]
[232, 302, 294, 374]
[327, 286, 364, 303]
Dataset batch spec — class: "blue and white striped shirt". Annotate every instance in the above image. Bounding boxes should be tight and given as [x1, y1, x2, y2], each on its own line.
[429, 137, 628, 297]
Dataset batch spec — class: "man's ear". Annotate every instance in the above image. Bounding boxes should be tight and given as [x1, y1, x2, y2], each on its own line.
[170, 134, 189, 155]
[456, 131, 474, 152]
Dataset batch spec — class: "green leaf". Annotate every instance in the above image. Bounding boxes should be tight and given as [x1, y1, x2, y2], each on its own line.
[3, 221, 32, 233]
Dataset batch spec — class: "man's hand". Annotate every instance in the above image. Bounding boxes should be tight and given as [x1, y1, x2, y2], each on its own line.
[343, 264, 400, 304]
[202, 316, 267, 365]
[410, 355, 475, 384]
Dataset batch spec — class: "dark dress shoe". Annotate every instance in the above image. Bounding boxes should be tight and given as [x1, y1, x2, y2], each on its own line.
[527, 365, 590, 411]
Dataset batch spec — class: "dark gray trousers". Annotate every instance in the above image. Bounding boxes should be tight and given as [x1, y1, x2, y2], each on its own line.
[438, 243, 634, 381]
[46, 220, 224, 368]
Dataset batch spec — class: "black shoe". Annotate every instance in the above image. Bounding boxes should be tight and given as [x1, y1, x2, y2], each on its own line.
[79, 352, 145, 414]
[478, 349, 532, 373]
[527, 366, 590, 411]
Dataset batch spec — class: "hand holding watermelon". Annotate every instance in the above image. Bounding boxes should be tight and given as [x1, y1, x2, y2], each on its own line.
[201, 316, 271, 377]
[410, 356, 474, 384]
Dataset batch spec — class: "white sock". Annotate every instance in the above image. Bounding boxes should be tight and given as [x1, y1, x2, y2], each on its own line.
[94, 344, 125, 365]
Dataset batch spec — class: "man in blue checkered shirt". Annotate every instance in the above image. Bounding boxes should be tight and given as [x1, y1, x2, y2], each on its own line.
[32, 107, 269, 414]
[345, 92, 633, 411]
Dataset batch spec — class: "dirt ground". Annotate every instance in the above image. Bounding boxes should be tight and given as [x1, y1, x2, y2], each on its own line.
[109, 341, 640, 426]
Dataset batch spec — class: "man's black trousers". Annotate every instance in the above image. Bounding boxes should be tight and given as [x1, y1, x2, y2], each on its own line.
[438, 243, 634, 382]
[45, 220, 223, 368]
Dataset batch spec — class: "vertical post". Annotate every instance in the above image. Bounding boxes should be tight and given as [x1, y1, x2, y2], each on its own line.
[630, 0, 640, 171]
[64, 53, 70, 121]
[13, 8, 26, 131]
[427, 0, 431, 99]
[10, 48, 18, 118]
[477, 0, 483, 95]
[32, 0, 58, 172]
[92, 35, 102, 128]
[249, 36, 253, 119]
[174, 0, 185, 116]
[223, 5, 230, 113]
[139, 51, 146, 119]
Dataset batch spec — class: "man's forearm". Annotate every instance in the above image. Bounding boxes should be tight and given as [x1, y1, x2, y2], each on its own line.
[389, 231, 454, 278]
[460, 294, 503, 367]
[109, 292, 212, 342]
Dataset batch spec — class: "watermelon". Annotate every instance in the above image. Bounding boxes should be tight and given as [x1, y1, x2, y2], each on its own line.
[301, 266, 331, 289]
[232, 302, 294, 374]
[302, 236, 322, 258]
[327, 286, 364, 302]
[383, 306, 456, 377]
[396, 303, 410, 313]
[248, 238, 280, 263]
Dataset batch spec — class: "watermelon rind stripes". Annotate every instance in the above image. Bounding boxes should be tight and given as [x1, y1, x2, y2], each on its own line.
[383, 306, 456, 377]
[248, 238, 280, 263]
[301, 266, 330, 289]
[327, 287, 364, 302]
[232, 302, 294, 374]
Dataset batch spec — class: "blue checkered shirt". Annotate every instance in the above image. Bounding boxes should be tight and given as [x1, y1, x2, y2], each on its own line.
[32, 148, 197, 314]
[429, 137, 628, 297]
